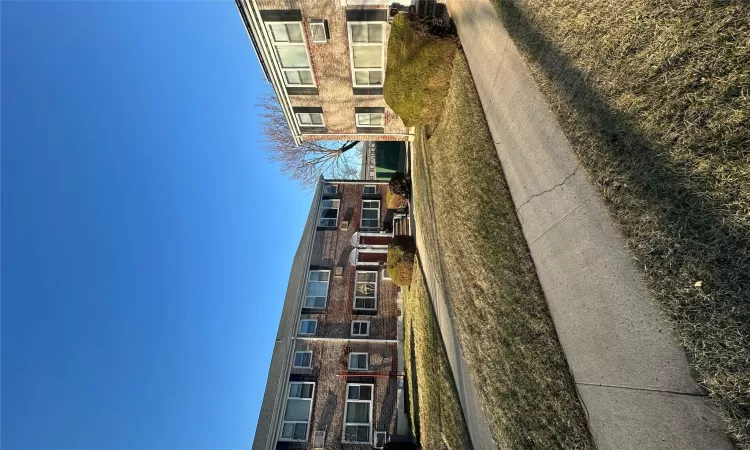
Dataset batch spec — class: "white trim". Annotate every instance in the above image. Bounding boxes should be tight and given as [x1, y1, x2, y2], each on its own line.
[347, 22, 386, 88]
[355, 113, 385, 128]
[295, 112, 325, 128]
[299, 319, 318, 335]
[319, 199, 340, 227]
[362, 184, 377, 195]
[304, 270, 330, 308]
[348, 352, 369, 371]
[293, 350, 313, 368]
[351, 320, 370, 337]
[266, 22, 316, 88]
[279, 381, 316, 442]
[360, 199, 381, 230]
[342, 383, 374, 444]
[354, 271, 378, 310]
[309, 21, 327, 43]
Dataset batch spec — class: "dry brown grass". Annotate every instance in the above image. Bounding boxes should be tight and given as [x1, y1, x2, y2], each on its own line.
[403, 256, 473, 450]
[412, 52, 594, 449]
[490, 0, 750, 445]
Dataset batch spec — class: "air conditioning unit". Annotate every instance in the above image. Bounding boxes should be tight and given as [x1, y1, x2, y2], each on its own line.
[334, 266, 344, 277]
[313, 431, 326, 449]
[340, 220, 349, 230]
[310, 20, 328, 43]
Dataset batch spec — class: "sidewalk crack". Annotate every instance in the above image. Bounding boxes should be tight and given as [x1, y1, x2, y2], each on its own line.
[515, 164, 580, 213]
[576, 381, 705, 397]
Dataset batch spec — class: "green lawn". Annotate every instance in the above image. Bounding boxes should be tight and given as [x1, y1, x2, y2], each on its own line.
[490, 1, 750, 445]
[403, 257, 473, 450]
[411, 51, 594, 449]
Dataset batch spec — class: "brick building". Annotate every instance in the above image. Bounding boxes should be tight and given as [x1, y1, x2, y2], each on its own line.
[252, 178, 407, 450]
[235, 0, 413, 144]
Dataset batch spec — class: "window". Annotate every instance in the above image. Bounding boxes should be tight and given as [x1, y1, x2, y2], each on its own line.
[375, 431, 388, 448]
[351, 320, 370, 337]
[305, 270, 330, 308]
[354, 271, 377, 310]
[348, 23, 385, 87]
[296, 112, 324, 127]
[319, 199, 340, 227]
[348, 352, 368, 371]
[299, 319, 317, 335]
[343, 383, 373, 443]
[267, 22, 314, 87]
[360, 200, 380, 229]
[310, 21, 327, 43]
[280, 382, 315, 441]
[323, 184, 338, 195]
[293, 351, 312, 368]
[362, 185, 377, 195]
[356, 113, 384, 127]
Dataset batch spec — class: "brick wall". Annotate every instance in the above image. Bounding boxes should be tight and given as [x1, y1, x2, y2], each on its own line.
[255, 0, 410, 137]
[281, 181, 400, 449]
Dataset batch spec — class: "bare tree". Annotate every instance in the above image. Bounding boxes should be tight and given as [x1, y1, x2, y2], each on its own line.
[258, 92, 362, 187]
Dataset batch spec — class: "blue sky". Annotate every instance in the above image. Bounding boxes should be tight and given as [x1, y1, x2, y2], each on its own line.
[2, 2, 312, 449]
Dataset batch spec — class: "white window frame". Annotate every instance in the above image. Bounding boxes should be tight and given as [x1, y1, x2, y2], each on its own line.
[374, 431, 388, 448]
[295, 112, 325, 128]
[351, 320, 370, 337]
[355, 113, 385, 128]
[280, 381, 316, 442]
[299, 319, 318, 335]
[266, 22, 315, 87]
[293, 350, 313, 368]
[347, 22, 386, 88]
[304, 270, 330, 308]
[324, 184, 338, 195]
[354, 271, 378, 310]
[362, 184, 377, 195]
[348, 352, 369, 371]
[319, 199, 340, 227]
[342, 383, 374, 444]
[360, 200, 380, 230]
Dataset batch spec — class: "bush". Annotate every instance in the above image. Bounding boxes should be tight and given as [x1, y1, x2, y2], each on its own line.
[387, 235, 417, 286]
[389, 172, 411, 198]
[387, 189, 409, 209]
[383, 14, 459, 126]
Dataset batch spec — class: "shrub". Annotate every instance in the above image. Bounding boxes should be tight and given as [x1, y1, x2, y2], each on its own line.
[387, 189, 409, 209]
[389, 172, 411, 198]
[387, 235, 417, 286]
[383, 14, 459, 126]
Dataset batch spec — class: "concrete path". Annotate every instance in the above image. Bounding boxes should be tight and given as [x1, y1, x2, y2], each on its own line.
[443, 1, 733, 449]
[408, 181, 498, 450]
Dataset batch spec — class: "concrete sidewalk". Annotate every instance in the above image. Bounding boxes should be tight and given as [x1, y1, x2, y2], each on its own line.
[444, 0, 733, 449]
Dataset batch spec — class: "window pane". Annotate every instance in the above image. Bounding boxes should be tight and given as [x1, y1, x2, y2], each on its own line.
[352, 46, 382, 69]
[286, 23, 304, 43]
[359, 385, 372, 400]
[355, 71, 371, 86]
[368, 24, 383, 43]
[284, 398, 312, 421]
[362, 209, 378, 219]
[289, 382, 314, 398]
[276, 46, 309, 68]
[299, 70, 314, 85]
[369, 71, 382, 85]
[311, 113, 323, 125]
[357, 113, 370, 126]
[285, 71, 302, 85]
[358, 272, 377, 282]
[309, 271, 329, 282]
[369, 114, 383, 126]
[297, 113, 312, 125]
[351, 24, 368, 42]
[269, 23, 290, 42]
[282, 423, 308, 440]
[346, 402, 370, 423]
[348, 385, 360, 399]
